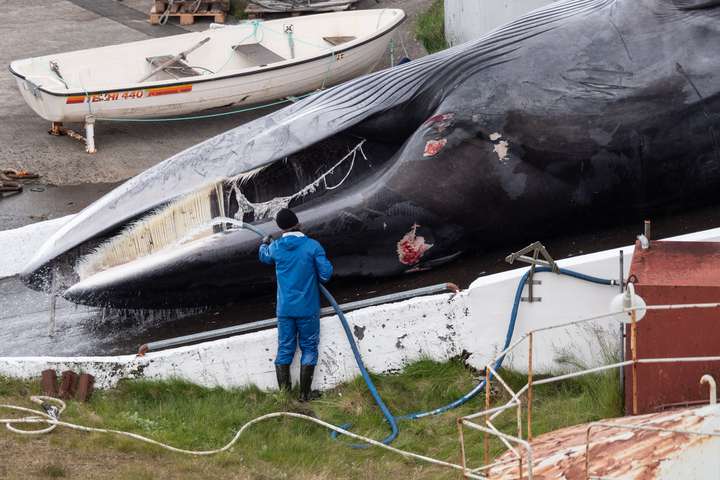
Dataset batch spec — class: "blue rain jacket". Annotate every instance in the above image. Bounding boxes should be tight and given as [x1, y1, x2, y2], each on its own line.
[259, 233, 333, 317]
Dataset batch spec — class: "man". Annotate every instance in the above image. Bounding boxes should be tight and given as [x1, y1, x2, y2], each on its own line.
[259, 208, 333, 401]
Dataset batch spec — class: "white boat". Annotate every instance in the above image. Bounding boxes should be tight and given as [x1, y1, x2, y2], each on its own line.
[9, 9, 405, 124]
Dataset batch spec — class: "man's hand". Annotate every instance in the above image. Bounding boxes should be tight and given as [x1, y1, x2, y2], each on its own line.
[262, 235, 273, 245]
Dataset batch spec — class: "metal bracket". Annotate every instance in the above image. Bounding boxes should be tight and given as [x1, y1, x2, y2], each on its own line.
[505, 241, 558, 303]
[521, 297, 542, 303]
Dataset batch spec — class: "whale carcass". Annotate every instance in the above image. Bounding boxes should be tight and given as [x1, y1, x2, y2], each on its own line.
[22, 0, 720, 307]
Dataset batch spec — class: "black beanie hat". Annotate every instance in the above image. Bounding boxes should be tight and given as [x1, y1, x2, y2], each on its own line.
[275, 208, 299, 230]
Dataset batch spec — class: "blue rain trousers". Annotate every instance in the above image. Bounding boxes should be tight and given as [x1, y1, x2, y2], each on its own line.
[276, 314, 321, 366]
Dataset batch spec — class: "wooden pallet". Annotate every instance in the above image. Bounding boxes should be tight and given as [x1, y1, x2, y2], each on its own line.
[150, 0, 229, 26]
[245, 0, 357, 19]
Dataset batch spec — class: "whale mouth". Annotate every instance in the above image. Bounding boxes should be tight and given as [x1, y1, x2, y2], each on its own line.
[73, 131, 404, 285]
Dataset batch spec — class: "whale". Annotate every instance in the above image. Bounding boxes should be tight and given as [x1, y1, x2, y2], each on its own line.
[21, 0, 720, 307]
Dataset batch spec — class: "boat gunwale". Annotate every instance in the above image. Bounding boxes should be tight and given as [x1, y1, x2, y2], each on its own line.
[8, 9, 406, 99]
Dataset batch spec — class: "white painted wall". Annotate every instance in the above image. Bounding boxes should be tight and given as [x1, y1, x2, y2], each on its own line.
[444, 0, 556, 46]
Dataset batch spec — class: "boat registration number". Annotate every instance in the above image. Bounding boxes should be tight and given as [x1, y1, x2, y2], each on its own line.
[65, 84, 193, 105]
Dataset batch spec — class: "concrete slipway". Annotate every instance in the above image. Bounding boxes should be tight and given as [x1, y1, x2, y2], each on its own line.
[2, 216, 720, 391]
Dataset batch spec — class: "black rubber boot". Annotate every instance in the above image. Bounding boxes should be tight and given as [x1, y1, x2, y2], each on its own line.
[275, 364, 291, 392]
[298, 365, 316, 402]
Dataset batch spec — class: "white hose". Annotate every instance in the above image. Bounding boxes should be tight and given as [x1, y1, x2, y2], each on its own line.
[0, 396, 467, 472]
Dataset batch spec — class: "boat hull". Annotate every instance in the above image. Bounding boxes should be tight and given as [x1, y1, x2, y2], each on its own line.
[11, 16, 400, 123]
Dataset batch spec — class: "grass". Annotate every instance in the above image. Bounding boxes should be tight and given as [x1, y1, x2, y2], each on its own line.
[229, 0, 249, 20]
[0, 358, 622, 479]
[415, 0, 448, 54]
[39, 465, 66, 478]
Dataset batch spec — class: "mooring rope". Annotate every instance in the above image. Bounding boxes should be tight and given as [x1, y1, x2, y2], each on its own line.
[95, 93, 316, 122]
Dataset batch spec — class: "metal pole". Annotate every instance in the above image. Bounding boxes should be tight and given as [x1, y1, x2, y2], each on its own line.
[484, 368, 491, 466]
[85, 115, 97, 154]
[619, 251, 625, 399]
[457, 419, 467, 479]
[527, 332, 533, 441]
[518, 457, 524, 480]
[139, 283, 459, 354]
[630, 308, 638, 415]
[48, 268, 58, 337]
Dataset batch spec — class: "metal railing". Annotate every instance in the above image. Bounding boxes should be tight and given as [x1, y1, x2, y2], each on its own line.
[456, 301, 720, 480]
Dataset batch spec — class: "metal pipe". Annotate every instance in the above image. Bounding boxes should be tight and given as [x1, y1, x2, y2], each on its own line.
[701, 375, 717, 405]
[486, 418, 520, 458]
[85, 116, 97, 154]
[644, 219, 652, 241]
[527, 332, 533, 441]
[461, 420, 534, 480]
[638, 356, 720, 364]
[619, 249, 625, 408]
[532, 361, 633, 386]
[484, 367, 491, 466]
[630, 308, 638, 415]
[139, 283, 459, 354]
[457, 419, 467, 479]
[48, 268, 58, 338]
[464, 400, 520, 421]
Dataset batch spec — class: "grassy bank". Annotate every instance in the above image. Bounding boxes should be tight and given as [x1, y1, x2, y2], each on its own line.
[416, 0, 448, 54]
[0, 359, 621, 479]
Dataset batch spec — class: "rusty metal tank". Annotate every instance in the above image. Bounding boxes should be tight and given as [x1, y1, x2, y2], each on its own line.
[626, 240, 720, 414]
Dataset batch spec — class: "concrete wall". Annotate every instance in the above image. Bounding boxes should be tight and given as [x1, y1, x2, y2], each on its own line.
[444, 0, 556, 46]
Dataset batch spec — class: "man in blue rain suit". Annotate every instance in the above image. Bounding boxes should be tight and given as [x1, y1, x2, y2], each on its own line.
[259, 208, 333, 402]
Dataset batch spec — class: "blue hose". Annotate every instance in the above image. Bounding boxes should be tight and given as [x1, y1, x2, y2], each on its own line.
[244, 220, 614, 441]
[399, 266, 615, 420]
[321, 284, 400, 447]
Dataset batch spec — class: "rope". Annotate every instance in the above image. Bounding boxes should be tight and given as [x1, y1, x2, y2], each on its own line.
[0, 397, 465, 472]
[398, 32, 411, 59]
[216, 21, 262, 74]
[389, 39, 395, 68]
[159, 0, 175, 25]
